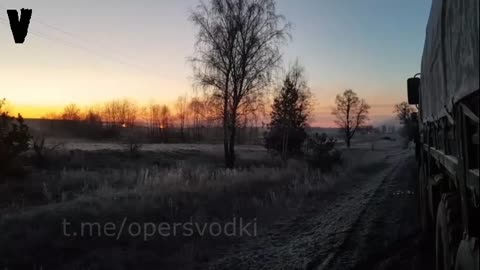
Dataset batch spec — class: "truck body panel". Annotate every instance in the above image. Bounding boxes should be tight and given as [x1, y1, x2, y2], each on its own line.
[420, 0, 479, 122]
[412, 0, 479, 268]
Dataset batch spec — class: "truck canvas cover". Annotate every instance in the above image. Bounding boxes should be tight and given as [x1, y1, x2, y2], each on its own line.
[420, 0, 479, 122]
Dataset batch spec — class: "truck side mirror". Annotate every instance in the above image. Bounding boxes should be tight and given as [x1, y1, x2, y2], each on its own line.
[407, 77, 420, 105]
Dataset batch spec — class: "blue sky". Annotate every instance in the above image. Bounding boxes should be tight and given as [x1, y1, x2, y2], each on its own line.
[0, 0, 432, 125]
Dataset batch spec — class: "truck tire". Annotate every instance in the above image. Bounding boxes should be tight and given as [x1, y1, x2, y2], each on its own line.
[436, 193, 462, 270]
[455, 237, 479, 270]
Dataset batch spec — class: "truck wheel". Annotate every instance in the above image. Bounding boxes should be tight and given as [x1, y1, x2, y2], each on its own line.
[436, 193, 462, 270]
[455, 237, 479, 270]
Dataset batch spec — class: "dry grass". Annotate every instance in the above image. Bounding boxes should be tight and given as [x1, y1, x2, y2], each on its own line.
[0, 144, 382, 270]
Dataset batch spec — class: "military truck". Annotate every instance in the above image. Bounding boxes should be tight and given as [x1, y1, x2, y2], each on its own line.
[407, 0, 479, 269]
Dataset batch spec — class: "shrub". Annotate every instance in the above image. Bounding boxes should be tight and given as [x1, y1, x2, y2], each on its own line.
[121, 130, 143, 157]
[32, 136, 64, 169]
[264, 126, 307, 157]
[0, 100, 32, 177]
[381, 136, 395, 141]
[303, 133, 342, 171]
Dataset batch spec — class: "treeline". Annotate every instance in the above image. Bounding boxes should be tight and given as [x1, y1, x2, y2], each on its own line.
[37, 97, 263, 144]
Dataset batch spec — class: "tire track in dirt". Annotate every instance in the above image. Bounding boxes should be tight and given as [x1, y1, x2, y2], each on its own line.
[315, 153, 421, 270]
[208, 147, 409, 270]
[309, 153, 406, 270]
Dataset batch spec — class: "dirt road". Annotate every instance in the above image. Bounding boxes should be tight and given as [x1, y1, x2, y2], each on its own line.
[321, 151, 430, 270]
[209, 144, 429, 270]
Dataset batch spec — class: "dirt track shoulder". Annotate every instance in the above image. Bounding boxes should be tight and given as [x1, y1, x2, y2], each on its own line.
[209, 147, 409, 270]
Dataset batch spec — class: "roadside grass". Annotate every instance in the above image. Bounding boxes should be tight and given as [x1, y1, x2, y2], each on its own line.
[0, 144, 384, 269]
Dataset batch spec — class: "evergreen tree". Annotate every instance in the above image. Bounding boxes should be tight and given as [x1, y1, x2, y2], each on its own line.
[265, 69, 310, 160]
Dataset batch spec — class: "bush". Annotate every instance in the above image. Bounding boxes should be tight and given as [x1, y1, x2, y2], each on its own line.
[264, 126, 307, 157]
[0, 102, 32, 177]
[32, 136, 64, 169]
[303, 133, 342, 171]
[121, 129, 143, 157]
[381, 136, 395, 141]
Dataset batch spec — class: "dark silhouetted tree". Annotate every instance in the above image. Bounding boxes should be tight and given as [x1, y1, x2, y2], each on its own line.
[83, 107, 103, 138]
[159, 105, 171, 141]
[175, 95, 188, 140]
[0, 98, 31, 177]
[102, 99, 138, 128]
[394, 101, 414, 123]
[61, 103, 81, 121]
[143, 103, 161, 138]
[393, 101, 416, 138]
[84, 108, 102, 125]
[188, 97, 207, 140]
[191, 0, 290, 168]
[304, 132, 341, 171]
[332, 89, 370, 148]
[265, 64, 310, 161]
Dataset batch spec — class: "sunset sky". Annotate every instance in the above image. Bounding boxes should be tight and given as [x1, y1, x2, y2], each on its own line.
[0, 0, 431, 127]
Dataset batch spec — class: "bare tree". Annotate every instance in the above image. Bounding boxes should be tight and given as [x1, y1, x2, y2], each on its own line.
[175, 95, 188, 140]
[332, 89, 370, 148]
[141, 102, 170, 140]
[102, 100, 121, 127]
[61, 103, 81, 121]
[393, 101, 415, 124]
[191, 0, 289, 168]
[159, 105, 171, 130]
[84, 107, 103, 125]
[144, 103, 162, 137]
[188, 97, 207, 139]
[118, 99, 138, 128]
[393, 101, 418, 140]
[102, 99, 138, 128]
[159, 105, 172, 142]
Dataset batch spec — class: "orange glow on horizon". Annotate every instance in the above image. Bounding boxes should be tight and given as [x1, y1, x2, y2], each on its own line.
[10, 104, 63, 119]
[9, 100, 399, 128]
